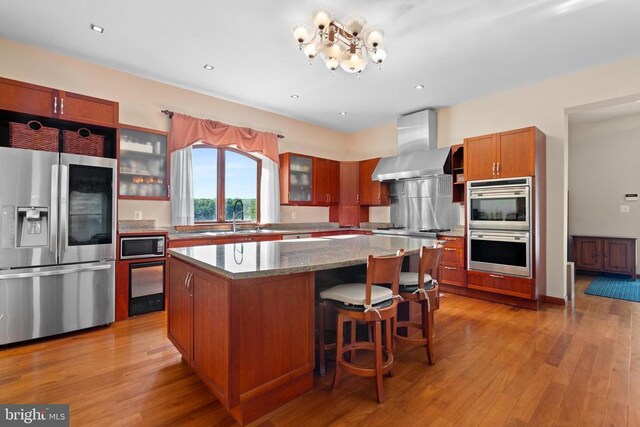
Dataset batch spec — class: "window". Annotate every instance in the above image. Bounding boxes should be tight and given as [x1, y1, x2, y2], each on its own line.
[193, 148, 217, 221]
[192, 146, 260, 223]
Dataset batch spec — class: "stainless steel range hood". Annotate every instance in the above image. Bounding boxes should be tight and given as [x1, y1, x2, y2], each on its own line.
[372, 109, 450, 181]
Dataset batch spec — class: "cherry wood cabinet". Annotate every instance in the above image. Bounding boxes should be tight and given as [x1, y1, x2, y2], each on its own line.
[464, 134, 496, 181]
[280, 153, 314, 205]
[167, 256, 315, 425]
[338, 162, 368, 226]
[467, 271, 535, 300]
[340, 161, 359, 205]
[0, 77, 56, 117]
[464, 127, 543, 181]
[450, 144, 465, 203]
[358, 158, 389, 206]
[313, 157, 340, 205]
[0, 77, 118, 127]
[437, 235, 466, 288]
[168, 258, 193, 361]
[573, 236, 636, 280]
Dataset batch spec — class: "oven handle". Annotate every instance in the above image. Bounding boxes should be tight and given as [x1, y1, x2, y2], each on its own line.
[469, 190, 527, 198]
[470, 233, 529, 242]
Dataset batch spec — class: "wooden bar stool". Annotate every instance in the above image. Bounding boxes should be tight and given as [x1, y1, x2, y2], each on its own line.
[395, 245, 443, 365]
[320, 250, 404, 403]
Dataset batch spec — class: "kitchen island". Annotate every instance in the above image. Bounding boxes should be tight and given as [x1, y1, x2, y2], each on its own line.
[167, 234, 438, 425]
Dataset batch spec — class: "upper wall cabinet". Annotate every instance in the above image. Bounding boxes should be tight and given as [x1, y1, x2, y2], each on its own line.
[464, 127, 543, 181]
[119, 124, 169, 200]
[280, 153, 314, 205]
[358, 158, 389, 206]
[0, 77, 118, 128]
[313, 157, 340, 205]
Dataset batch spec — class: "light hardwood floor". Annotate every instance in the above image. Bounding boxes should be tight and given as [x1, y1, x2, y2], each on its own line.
[1, 274, 638, 426]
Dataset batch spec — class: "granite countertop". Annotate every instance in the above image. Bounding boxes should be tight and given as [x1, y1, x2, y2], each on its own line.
[169, 234, 438, 280]
[437, 229, 465, 238]
[167, 226, 360, 240]
[119, 228, 170, 235]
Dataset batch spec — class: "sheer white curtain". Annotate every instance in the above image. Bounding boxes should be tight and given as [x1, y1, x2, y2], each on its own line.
[254, 152, 280, 223]
[171, 146, 194, 225]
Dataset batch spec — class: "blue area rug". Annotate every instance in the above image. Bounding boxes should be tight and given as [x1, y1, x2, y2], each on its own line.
[585, 274, 640, 303]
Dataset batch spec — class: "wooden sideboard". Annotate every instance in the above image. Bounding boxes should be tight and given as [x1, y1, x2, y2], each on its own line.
[573, 236, 637, 280]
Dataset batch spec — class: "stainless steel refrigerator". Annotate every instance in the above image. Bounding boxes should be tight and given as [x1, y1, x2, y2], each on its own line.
[0, 147, 116, 345]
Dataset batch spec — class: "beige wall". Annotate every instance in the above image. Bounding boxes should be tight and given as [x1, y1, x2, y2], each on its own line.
[4, 37, 640, 298]
[348, 55, 640, 299]
[569, 113, 640, 273]
[0, 38, 348, 225]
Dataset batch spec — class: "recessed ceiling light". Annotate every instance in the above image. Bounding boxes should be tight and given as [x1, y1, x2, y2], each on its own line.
[203, 64, 214, 70]
[291, 94, 299, 99]
[415, 84, 424, 90]
[90, 24, 104, 33]
[339, 111, 347, 116]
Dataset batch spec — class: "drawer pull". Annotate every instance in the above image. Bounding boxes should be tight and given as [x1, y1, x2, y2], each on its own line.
[443, 266, 457, 270]
[490, 274, 504, 279]
[444, 248, 456, 251]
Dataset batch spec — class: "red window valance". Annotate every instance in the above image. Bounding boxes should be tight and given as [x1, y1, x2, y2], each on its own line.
[168, 113, 280, 165]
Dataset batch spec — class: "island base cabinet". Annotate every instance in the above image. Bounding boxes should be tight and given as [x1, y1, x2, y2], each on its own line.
[167, 256, 315, 426]
[168, 259, 192, 361]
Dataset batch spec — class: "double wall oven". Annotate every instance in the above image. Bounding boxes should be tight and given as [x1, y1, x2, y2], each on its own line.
[467, 177, 532, 277]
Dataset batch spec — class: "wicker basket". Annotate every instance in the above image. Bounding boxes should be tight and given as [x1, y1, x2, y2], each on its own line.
[62, 128, 105, 157]
[9, 121, 59, 152]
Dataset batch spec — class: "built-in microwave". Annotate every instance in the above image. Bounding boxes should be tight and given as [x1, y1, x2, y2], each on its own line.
[467, 177, 531, 231]
[468, 230, 530, 277]
[120, 236, 165, 260]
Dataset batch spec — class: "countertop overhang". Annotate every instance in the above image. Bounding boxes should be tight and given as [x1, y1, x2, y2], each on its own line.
[168, 234, 440, 280]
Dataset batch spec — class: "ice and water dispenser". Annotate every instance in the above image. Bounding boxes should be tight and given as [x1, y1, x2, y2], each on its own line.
[15, 207, 49, 247]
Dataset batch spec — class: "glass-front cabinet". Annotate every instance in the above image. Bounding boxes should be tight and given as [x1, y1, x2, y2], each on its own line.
[280, 153, 313, 204]
[119, 125, 169, 199]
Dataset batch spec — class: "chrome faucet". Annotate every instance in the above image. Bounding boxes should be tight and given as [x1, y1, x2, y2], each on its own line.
[232, 199, 244, 232]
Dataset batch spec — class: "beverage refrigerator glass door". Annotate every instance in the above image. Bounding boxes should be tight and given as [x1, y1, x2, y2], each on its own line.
[468, 230, 531, 277]
[467, 177, 531, 231]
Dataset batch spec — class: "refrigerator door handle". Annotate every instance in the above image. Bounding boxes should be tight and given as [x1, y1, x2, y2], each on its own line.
[50, 164, 59, 258]
[0, 263, 112, 280]
[59, 164, 68, 260]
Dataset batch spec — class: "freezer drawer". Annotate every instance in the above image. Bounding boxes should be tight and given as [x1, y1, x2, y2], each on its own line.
[0, 261, 115, 345]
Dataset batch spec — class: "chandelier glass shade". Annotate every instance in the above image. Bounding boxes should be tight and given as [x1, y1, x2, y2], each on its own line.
[292, 9, 387, 76]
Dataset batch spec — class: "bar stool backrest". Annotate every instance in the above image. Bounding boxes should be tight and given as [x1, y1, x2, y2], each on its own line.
[418, 245, 443, 289]
[365, 249, 405, 305]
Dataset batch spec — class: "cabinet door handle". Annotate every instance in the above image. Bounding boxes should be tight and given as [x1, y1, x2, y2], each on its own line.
[496, 162, 500, 175]
[53, 96, 58, 114]
[490, 274, 504, 279]
[184, 272, 189, 291]
[492, 162, 496, 176]
[61, 98, 64, 115]
[188, 272, 194, 296]
[356, 194, 359, 204]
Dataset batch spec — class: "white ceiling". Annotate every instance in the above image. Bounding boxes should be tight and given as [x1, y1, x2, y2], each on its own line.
[1, 0, 640, 132]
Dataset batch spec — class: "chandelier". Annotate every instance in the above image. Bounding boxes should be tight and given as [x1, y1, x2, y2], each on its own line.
[291, 9, 387, 77]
